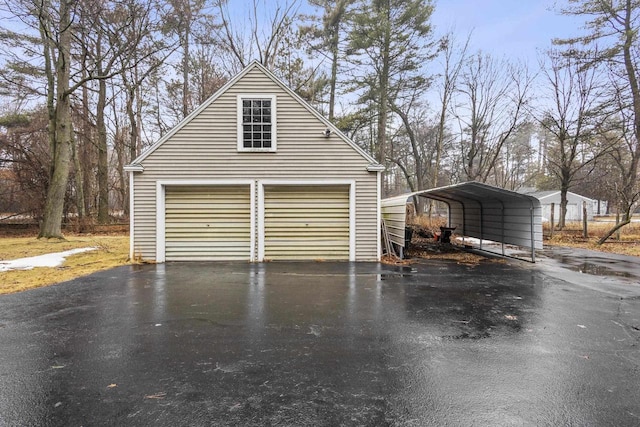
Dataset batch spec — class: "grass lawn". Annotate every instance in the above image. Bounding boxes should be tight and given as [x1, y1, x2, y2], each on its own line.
[0, 235, 130, 295]
[544, 221, 640, 257]
[410, 216, 640, 257]
[1, 218, 639, 296]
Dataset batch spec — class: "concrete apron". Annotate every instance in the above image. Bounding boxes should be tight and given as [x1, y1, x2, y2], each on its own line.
[0, 258, 638, 426]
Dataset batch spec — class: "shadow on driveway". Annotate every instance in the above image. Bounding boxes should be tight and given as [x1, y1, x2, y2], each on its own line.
[0, 259, 639, 426]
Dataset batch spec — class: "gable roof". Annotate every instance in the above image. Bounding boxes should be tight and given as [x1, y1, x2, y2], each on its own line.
[526, 190, 559, 200]
[526, 190, 594, 202]
[127, 61, 379, 167]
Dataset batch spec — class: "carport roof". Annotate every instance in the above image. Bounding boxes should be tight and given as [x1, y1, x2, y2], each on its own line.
[382, 181, 543, 261]
[384, 181, 541, 207]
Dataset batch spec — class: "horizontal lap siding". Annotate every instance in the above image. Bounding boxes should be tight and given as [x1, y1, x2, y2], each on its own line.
[381, 204, 407, 247]
[133, 67, 378, 261]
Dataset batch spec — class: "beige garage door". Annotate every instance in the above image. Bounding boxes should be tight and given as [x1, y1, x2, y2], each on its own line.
[165, 186, 251, 261]
[264, 185, 350, 260]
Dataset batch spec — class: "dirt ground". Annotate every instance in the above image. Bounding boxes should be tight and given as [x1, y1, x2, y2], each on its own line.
[403, 218, 640, 259]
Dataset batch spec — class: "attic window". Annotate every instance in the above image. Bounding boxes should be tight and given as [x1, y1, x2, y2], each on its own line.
[237, 95, 277, 152]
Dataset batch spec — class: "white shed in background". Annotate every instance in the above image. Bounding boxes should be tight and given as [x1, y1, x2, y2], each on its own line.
[382, 182, 543, 262]
[522, 190, 596, 222]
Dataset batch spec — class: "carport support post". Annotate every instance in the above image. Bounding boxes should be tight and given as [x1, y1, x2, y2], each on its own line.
[500, 203, 505, 256]
[479, 204, 483, 251]
[550, 203, 555, 238]
[530, 204, 536, 263]
[583, 201, 588, 238]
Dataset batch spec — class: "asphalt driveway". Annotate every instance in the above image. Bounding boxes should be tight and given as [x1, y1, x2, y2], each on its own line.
[0, 254, 639, 426]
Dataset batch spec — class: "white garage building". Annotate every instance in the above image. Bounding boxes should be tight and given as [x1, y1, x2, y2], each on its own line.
[125, 61, 383, 262]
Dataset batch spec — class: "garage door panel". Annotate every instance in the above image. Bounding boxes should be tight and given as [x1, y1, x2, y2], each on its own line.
[166, 221, 250, 228]
[165, 186, 251, 261]
[264, 185, 350, 260]
[265, 211, 349, 217]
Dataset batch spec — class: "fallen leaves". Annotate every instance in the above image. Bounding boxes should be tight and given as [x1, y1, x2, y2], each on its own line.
[380, 254, 413, 265]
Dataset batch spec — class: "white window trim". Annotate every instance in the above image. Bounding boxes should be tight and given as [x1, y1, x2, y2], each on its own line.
[155, 180, 256, 263]
[257, 180, 356, 262]
[237, 94, 277, 152]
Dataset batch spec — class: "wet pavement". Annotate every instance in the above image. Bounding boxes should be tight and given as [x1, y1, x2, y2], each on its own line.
[0, 254, 639, 426]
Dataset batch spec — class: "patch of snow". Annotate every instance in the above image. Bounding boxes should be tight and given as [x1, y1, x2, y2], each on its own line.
[0, 247, 97, 272]
[455, 237, 498, 245]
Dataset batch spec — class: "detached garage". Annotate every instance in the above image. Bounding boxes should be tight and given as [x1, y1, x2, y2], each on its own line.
[125, 62, 383, 262]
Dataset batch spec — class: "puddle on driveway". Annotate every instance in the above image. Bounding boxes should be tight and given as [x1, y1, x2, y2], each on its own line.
[541, 250, 639, 280]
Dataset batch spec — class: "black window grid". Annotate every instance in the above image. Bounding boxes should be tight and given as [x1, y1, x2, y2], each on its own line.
[242, 99, 272, 149]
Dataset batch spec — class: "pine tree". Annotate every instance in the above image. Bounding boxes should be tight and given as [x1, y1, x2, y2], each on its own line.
[348, 0, 434, 167]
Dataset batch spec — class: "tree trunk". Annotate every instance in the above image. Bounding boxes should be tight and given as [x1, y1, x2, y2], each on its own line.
[96, 35, 110, 224]
[329, 39, 338, 121]
[39, 0, 72, 239]
[80, 67, 94, 217]
[550, 203, 555, 238]
[71, 127, 85, 220]
[182, 5, 191, 119]
[559, 175, 570, 229]
[96, 85, 109, 223]
[582, 201, 588, 238]
[597, 218, 630, 245]
[376, 7, 390, 165]
[126, 86, 138, 216]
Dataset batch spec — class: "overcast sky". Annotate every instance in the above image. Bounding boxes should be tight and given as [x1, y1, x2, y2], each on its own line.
[430, 0, 587, 63]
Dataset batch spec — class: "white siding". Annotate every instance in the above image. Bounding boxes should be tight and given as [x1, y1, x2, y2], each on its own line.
[380, 195, 408, 247]
[541, 203, 594, 222]
[132, 66, 379, 261]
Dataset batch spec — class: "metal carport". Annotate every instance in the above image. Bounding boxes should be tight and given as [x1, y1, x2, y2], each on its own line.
[381, 182, 543, 261]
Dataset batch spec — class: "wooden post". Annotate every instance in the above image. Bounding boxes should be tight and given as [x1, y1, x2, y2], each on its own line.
[582, 201, 588, 238]
[550, 203, 555, 238]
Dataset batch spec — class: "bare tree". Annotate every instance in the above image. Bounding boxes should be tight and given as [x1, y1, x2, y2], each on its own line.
[214, 0, 301, 72]
[555, 0, 640, 243]
[597, 76, 640, 243]
[451, 53, 532, 183]
[0, 109, 50, 219]
[534, 50, 608, 229]
[427, 31, 469, 217]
